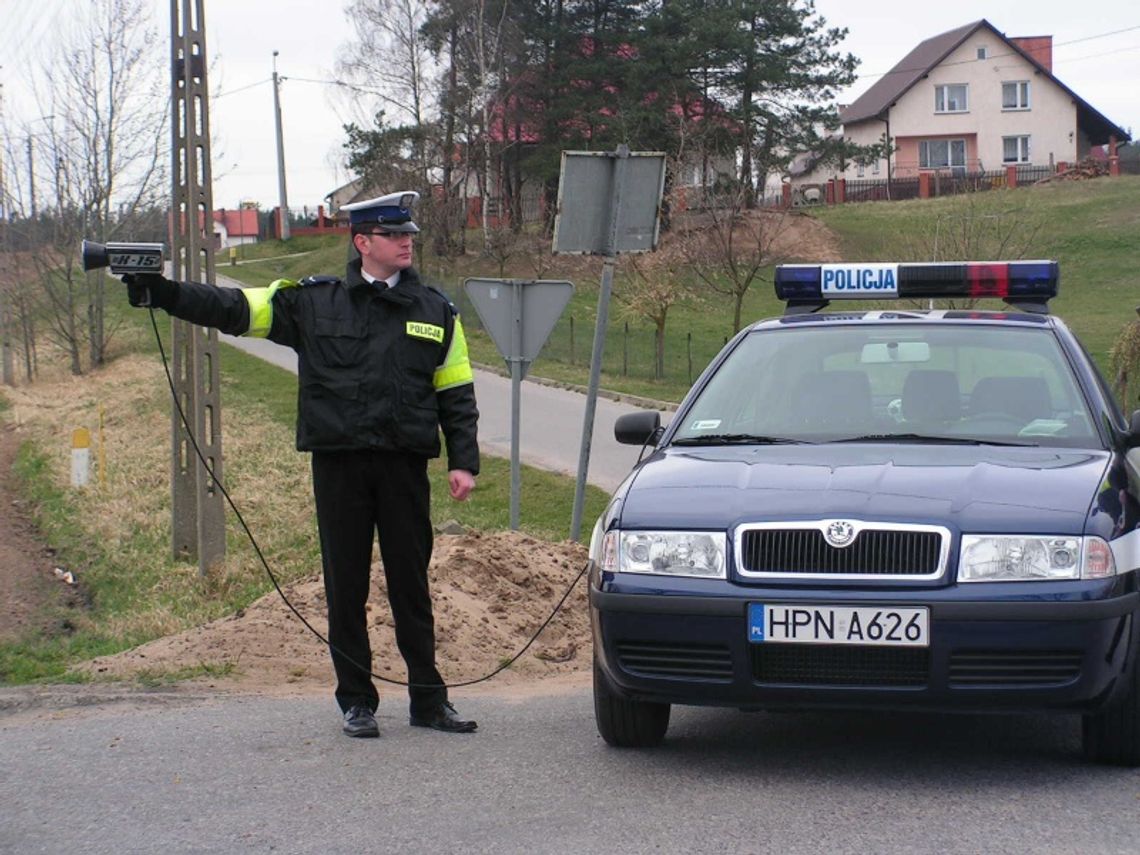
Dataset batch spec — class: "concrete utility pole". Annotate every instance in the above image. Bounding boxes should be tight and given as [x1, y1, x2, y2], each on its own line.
[170, 0, 225, 574]
[272, 50, 290, 241]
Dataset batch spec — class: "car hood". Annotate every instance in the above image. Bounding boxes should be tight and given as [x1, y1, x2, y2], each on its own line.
[618, 444, 1109, 534]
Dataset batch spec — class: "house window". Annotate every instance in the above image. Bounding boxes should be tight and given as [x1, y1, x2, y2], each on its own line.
[935, 84, 968, 113]
[919, 139, 967, 170]
[857, 161, 865, 177]
[872, 159, 880, 175]
[977, 46, 988, 60]
[1003, 135, 1031, 164]
[1002, 81, 1031, 110]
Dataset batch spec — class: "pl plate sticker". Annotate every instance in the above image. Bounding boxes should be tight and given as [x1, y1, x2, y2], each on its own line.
[690, 419, 722, 431]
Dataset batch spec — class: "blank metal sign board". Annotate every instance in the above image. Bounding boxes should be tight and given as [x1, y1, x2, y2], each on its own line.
[464, 278, 574, 378]
[553, 150, 666, 255]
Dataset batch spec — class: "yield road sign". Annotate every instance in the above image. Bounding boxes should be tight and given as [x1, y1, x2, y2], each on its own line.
[463, 278, 574, 379]
[463, 278, 574, 530]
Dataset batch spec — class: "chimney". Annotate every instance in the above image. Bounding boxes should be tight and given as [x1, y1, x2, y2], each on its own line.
[1011, 36, 1052, 72]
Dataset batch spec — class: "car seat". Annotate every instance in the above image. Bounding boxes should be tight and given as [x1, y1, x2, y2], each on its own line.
[901, 369, 961, 428]
[968, 376, 1051, 422]
[790, 371, 873, 432]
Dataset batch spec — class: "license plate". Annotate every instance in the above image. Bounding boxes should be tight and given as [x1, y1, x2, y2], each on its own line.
[748, 603, 929, 647]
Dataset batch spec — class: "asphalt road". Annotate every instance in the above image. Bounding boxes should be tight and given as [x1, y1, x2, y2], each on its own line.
[2, 684, 1137, 854]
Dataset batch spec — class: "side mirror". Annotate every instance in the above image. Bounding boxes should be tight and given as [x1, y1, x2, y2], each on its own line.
[615, 411, 661, 446]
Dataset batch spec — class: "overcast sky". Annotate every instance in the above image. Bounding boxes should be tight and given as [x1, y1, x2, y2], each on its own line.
[1, 1, 1137, 213]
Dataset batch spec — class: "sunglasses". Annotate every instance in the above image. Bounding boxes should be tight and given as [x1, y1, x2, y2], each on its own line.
[359, 230, 413, 239]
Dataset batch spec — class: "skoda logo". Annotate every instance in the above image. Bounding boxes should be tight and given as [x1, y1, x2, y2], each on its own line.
[824, 520, 856, 547]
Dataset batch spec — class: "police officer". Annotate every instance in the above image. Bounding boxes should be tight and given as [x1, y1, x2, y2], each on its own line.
[122, 191, 479, 738]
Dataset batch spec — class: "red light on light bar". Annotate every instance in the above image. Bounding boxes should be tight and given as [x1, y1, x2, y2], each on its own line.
[967, 263, 1010, 297]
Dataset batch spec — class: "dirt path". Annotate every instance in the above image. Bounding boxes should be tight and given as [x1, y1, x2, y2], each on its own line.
[0, 424, 83, 642]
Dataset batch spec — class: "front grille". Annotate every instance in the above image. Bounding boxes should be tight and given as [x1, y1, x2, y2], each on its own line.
[615, 641, 733, 681]
[948, 650, 1082, 687]
[751, 643, 929, 687]
[739, 526, 943, 577]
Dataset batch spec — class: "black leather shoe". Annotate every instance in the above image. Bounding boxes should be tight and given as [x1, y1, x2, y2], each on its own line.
[342, 704, 379, 738]
[409, 701, 477, 733]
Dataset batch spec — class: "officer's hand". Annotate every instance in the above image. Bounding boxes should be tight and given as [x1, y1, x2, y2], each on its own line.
[448, 469, 475, 502]
[121, 273, 175, 309]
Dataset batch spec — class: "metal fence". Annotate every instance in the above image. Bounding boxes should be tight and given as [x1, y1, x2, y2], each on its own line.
[844, 165, 1057, 204]
[844, 177, 920, 203]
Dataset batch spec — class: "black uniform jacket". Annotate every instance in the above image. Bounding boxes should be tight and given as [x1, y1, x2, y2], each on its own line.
[161, 260, 479, 474]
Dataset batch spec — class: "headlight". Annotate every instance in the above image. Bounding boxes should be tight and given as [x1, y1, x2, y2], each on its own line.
[958, 535, 1116, 582]
[600, 530, 726, 579]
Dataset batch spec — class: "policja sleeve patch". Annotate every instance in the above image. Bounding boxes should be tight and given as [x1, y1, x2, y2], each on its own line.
[406, 321, 445, 344]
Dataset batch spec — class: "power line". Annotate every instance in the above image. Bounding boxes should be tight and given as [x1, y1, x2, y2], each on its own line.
[282, 75, 388, 96]
[212, 77, 272, 99]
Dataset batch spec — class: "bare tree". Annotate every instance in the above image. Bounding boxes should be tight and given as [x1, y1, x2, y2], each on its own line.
[615, 252, 698, 381]
[896, 194, 1045, 311]
[454, 0, 512, 254]
[338, 0, 438, 179]
[673, 179, 791, 334]
[15, 0, 167, 375]
[340, 0, 435, 127]
[905, 195, 1044, 263]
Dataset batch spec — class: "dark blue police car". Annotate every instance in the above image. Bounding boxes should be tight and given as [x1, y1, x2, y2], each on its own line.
[589, 261, 1140, 764]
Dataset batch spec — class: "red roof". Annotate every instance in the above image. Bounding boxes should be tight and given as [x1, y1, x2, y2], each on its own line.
[212, 208, 259, 237]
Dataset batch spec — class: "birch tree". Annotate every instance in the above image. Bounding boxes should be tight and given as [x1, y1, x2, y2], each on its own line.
[16, 0, 166, 374]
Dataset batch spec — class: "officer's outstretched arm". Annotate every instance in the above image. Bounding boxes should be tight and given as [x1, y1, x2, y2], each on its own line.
[121, 273, 252, 337]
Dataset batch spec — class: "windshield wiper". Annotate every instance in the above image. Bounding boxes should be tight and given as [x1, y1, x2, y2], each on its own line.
[672, 433, 805, 446]
[830, 433, 1039, 447]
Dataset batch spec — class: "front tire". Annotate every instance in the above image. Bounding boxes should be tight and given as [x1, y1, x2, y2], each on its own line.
[593, 658, 670, 747]
[1082, 643, 1140, 766]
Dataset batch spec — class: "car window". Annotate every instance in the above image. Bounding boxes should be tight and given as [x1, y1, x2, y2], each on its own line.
[672, 323, 1099, 447]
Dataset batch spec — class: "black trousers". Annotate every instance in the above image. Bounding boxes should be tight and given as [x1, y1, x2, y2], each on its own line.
[311, 450, 446, 716]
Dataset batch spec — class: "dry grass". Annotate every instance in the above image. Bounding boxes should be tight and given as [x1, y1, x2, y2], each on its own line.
[5, 346, 320, 645]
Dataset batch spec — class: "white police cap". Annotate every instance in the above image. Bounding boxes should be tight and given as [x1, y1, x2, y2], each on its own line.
[341, 190, 420, 233]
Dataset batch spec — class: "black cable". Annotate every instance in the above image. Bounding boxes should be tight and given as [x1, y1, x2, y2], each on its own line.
[148, 308, 588, 689]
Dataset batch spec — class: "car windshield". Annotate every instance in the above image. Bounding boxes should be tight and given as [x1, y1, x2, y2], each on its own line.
[670, 322, 1099, 448]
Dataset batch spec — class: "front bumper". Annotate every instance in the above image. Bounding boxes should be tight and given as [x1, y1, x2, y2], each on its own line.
[590, 568, 1140, 714]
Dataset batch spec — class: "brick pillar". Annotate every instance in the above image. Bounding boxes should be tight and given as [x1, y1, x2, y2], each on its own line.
[782, 183, 792, 209]
[837, 178, 846, 204]
[317, 205, 326, 228]
[918, 172, 931, 199]
[826, 179, 835, 204]
[1109, 135, 1121, 177]
[1006, 165, 1018, 189]
[1057, 161, 1068, 174]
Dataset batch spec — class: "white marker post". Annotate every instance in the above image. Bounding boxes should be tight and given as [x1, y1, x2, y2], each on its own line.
[71, 428, 90, 488]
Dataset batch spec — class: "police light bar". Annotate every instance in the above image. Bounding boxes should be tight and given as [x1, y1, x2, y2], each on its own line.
[775, 261, 1059, 309]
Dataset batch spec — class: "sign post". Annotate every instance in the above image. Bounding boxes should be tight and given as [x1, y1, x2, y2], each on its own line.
[464, 278, 574, 529]
[553, 146, 666, 541]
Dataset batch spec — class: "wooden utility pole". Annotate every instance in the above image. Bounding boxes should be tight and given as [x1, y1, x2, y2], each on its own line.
[170, 0, 224, 574]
